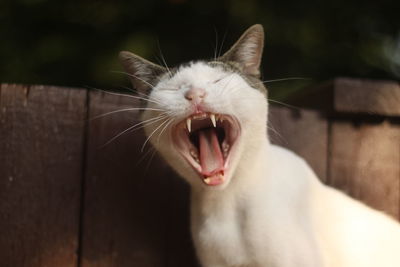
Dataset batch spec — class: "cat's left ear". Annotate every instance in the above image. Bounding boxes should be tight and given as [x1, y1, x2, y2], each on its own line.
[219, 24, 264, 77]
[119, 51, 166, 94]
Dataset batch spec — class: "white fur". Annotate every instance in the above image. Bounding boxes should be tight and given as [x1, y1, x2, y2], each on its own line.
[141, 62, 400, 267]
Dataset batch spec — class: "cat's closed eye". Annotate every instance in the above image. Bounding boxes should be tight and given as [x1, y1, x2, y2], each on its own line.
[212, 76, 227, 84]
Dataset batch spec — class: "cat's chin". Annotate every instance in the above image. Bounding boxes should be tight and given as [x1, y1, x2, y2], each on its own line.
[171, 112, 240, 188]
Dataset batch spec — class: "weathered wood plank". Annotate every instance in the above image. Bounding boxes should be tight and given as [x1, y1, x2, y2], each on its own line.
[0, 84, 86, 267]
[1, 81, 398, 267]
[165, 173, 200, 267]
[329, 120, 400, 220]
[81, 91, 198, 267]
[334, 78, 400, 116]
[268, 105, 328, 182]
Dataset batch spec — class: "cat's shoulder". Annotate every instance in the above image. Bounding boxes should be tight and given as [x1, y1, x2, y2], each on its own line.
[268, 144, 310, 167]
[266, 144, 318, 183]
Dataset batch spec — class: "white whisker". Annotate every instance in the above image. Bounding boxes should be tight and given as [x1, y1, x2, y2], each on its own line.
[213, 27, 219, 61]
[135, 146, 156, 167]
[118, 85, 148, 97]
[120, 86, 167, 106]
[261, 77, 311, 84]
[119, 85, 136, 94]
[156, 39, 173, 77]
[218, 28, 228, 58]
[90, 107, 166, 120]
[111, 70, 156, 89]
[219, 74, 237, 96]
[268, 99, 299, 110]
[141, 118, 171, 152]
[144, 148, 158, 174]
[101, 114, 168, 147]
[267, 123, 288, 145]
[156, 118, 175, 144]
[89, 87, 165, 106]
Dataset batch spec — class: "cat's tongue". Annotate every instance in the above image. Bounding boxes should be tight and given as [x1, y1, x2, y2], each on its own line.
[198, 128, 224, 182]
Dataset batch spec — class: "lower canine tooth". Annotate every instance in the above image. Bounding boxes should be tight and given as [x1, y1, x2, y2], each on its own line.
[204, 177, 211, 184]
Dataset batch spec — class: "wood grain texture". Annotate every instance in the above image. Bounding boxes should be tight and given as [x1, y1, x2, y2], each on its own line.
[165, 171, 200, 267]
[0, 84, 86, 267]
[329, 120, 400, 220]
[334, 78, 400, 116]
[268, 105, 328, 182]
[1, 81, 399, 267]
[80, 91, 198, 267]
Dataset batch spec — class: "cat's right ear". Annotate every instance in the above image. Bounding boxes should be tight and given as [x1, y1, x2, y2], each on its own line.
[119, 51, 166, 94]
[219, 24, 264, 77]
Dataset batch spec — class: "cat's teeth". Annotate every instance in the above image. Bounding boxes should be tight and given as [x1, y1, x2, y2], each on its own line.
[186, 118, 192, 132]
[204, 174, 225, 185]
[190, 149, 198, 159]
[204, 177, 211, 184]
[222, 142, 229, 152]
[192, 113, 207, 120]
[222, 142, 229, 157]
[210, 114, 216, 127]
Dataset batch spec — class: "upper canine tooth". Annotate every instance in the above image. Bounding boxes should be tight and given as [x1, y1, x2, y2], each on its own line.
[210, 114, 216, 127]
[186, 118, 191, 132]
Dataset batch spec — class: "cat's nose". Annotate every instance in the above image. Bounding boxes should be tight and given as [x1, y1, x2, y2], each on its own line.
[185, 88, 206, 102]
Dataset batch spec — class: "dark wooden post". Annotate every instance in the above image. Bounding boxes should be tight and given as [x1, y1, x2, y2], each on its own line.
[268, 106, 328, 182]
[327, 78, 400, 220]
[0, 84, 87, 267]
[286, 77, 400, 220]
[0, 78, 398, 267]
[79, 91, 199, 267]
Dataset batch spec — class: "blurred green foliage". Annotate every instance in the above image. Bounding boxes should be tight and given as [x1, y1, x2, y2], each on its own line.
[0, 0, 399, 99]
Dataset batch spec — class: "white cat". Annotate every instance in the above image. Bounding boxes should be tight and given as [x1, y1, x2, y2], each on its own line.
[119, 24, 400, 267]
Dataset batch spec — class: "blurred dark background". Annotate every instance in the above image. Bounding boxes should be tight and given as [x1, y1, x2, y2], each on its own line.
[1, 0, 399, 99]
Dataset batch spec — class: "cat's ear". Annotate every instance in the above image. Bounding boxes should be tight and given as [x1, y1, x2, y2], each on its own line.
[219, 24, 264, 77]
[119, 51, 166, 94]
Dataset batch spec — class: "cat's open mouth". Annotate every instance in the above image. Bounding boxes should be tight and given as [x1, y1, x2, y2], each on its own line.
[172, 112, 240, 186]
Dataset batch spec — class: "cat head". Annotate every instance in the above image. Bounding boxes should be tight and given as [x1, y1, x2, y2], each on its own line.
[119, 24, 268, 190]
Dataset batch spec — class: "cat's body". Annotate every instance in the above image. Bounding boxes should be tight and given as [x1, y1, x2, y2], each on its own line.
[191, 143, 400, 267]
[119, 25, 400, 267]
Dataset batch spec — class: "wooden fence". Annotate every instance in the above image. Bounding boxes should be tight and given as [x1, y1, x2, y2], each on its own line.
[0, 78, 399, 267]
